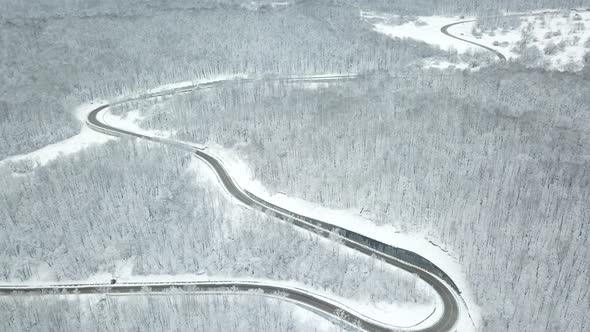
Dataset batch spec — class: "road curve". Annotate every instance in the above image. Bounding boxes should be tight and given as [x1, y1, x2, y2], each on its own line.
[2, 76, 464, 331]
[0, 280, 429, 331]
[440, 20, 507, 61]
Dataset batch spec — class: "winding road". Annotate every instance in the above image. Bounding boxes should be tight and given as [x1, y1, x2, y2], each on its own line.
[440, 20, 507, 61]
[1, 76, 467, 331]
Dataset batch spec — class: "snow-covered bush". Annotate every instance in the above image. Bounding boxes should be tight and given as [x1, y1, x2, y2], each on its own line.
[570, 36, 581, 46]
[414, 19, 427, 27]
[544, 41, 559, 55]
[562, 58, 581, 72]
[6, 159, 38, 174]
[544, 31, 553, 39]
[538, 15, 546, 29]
[471, 26, 483, 38]
[515, 22, 535, 51]
[498, 15, 521, 31]
[571, 22, 585, 33]
[519, 45, 544, 66]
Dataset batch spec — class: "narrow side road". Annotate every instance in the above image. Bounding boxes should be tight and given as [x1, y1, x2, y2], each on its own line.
[440, 20, 507, 61]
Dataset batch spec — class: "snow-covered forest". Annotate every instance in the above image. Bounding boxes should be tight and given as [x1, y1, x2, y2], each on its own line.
[4, 0, 585, 159]
[2, 0, 590, 331]
[0, 1, 444, 160]
[129, 66, 590, 331]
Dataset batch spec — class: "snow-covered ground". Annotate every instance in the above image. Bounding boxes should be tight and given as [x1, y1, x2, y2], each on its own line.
[421, 58, 471, 70]
[0, 102, 114, 172]
[363, 9, 590, 71]
[101, 108, 173, 138]
[296, 81, 330, 90]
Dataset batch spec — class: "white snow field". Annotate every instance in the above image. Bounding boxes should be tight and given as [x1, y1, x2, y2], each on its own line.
[363, 9, 590, 71]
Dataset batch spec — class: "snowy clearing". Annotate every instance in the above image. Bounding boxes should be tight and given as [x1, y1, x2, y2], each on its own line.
[362, 12, 477, 53]
[363, 9, 590, 71]
[101, 108, 174, 138]
[452, 10, 590, 71]
[421, 58, 471, 70]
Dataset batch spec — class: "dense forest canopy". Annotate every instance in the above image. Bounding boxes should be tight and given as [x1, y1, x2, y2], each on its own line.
[129, 69, 589, 331]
